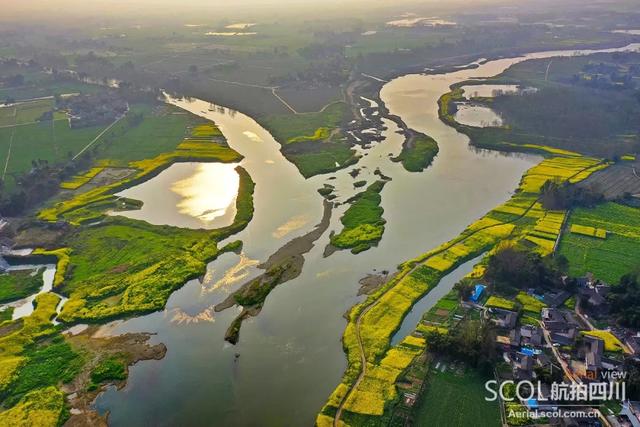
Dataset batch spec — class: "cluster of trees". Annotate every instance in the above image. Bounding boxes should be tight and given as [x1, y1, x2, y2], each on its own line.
[576, 57, 640, 91]
[484, 245, 565, 294]
[494, 86, 640, 141]
[424, 319, 496, 373]
[607, 270, 640, 328]
[540, 179, 604, 210]
[0, 159, 60, 216]
[0, 151, 96, 217]
[0, 74, 24, 88]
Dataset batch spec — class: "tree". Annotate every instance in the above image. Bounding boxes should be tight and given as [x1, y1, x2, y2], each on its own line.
[608, 270, 640, 327]
[425, 319, 496, 372]
[484, 245, 560, 293]
[623, 358, 640, 400]
[454, 279, 474, 301]
[554, 254, 569, 274]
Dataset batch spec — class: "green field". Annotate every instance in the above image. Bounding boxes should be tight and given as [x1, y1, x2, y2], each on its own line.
[0, 102, 198, 193]
[0, 99, 61, 127]
[95, 105, 198, 164]
[262, 102, 348, 144]
[0, 269, 44, 304]
[261, 102, 357, 177]
[413, 367, 500, 427]
[442, 53, 640, 159]
[559, 202, 640, 283]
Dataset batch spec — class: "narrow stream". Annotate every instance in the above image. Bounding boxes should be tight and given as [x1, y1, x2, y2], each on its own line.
[93, 43, 640, 426]
[390, 254, 485, 346]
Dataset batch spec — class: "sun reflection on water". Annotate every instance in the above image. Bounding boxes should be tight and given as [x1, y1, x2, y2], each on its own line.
[170, 163, 240, 223]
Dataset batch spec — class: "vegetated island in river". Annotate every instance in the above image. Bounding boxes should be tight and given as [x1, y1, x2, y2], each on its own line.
[215, 199, 333, 344]
[326, 179, 389, 256]
[391, 130, 439, 173]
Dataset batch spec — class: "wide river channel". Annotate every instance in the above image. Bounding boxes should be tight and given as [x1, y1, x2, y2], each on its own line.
[94, 43, 640, 426]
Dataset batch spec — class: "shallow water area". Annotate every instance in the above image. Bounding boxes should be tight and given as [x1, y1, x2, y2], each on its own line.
[454, 104, 503, 127]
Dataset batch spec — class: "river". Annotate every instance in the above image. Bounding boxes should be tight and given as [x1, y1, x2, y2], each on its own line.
[93, 43, 640, 426]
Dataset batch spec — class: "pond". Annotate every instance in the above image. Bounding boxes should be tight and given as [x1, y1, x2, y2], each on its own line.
[454, 104, 504, 127]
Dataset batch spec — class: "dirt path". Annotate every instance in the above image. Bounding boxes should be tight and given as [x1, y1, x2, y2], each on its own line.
[545, 60, 553, 81]
[271, 88, 299, 114]
[72, 113, 126, 161]
[1, 107, 17, 181]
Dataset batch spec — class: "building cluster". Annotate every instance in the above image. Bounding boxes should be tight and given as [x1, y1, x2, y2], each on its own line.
[486, 274, 640, 426]
[59, 93, 128, 128]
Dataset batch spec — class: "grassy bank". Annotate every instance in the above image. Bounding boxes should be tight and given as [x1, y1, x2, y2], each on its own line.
[55, 166, 253, 323]
[0, 269, 44, 304]
[0, 293, 68, 426]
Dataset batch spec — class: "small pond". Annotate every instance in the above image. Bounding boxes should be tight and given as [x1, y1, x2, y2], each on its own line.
[454, 104, 503, 127]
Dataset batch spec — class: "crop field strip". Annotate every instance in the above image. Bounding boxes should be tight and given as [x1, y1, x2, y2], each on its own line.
[559, 202, 640, 283]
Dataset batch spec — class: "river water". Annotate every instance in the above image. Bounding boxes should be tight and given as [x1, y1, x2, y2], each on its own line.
[94, 43, 640, 426]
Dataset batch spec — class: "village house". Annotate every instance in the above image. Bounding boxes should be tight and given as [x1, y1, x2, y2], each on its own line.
[578, 282, 610, 315]
[509, 325, 544, 348]
[542, 308, 580, 346]
[512, 351, 534, 380]
[583, 335, 605, 379]
[61, 93, 128, 128]
[491, 308, 518, 329]
[543, 290, 572, 308]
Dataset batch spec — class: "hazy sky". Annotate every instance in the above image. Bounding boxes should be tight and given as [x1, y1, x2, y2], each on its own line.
[0, 0, 489, 23]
